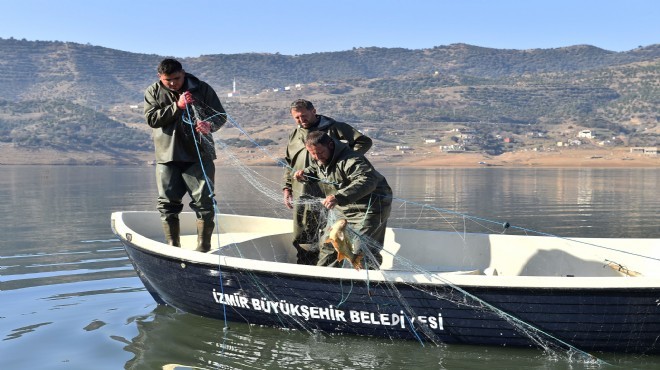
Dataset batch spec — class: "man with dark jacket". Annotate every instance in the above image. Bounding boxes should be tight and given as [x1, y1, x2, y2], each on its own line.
[144, 58, 227, 252]
[293, 131, 392, 268]
[282, 99, 372, 264]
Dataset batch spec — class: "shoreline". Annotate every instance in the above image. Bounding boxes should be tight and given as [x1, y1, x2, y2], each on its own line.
[378, 149, 660, 168]
[0, 146, 657, 168]
[246, 148, 660, 168]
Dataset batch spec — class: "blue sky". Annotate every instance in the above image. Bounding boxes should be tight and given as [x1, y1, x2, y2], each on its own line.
[1, 0, 658, 57]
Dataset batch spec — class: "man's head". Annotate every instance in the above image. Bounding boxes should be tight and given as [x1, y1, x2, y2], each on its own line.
[158, 58, 185, 92]
[304, 131, 334, 165]
[290, 99, 318, 129]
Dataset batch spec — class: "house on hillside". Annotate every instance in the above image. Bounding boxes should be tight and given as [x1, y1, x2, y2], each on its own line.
[578, 129, 611, 140]
[630, 147, 658, 156]
[440, 144, 465, 152]
[578, 130, 594, 139]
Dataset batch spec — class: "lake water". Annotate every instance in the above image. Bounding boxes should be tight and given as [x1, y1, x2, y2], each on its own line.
[1, 165, 659, 369]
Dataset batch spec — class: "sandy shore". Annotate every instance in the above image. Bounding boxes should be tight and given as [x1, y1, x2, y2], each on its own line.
[379, 148, 660, 168]
[0, 144, 657, 168]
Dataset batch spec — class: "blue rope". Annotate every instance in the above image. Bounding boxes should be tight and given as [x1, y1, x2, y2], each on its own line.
[213, 109, 633, 257]
[424, 268, 606, 364]
[183, 103, 229, 330]
[186, 104, 617, 362]
[335, 277, 353, 308]
[402, 312, 425, 347]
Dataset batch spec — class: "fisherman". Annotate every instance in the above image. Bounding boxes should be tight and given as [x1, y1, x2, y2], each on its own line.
[293, 131, 392, 269]
[144, 58, 227, 252]
[282, 99, 372, 264]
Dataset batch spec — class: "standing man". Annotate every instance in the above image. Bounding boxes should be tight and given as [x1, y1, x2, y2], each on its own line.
[282, 99, 372, 264]
[293, 131, 392, 269]
[144, 58, 227, 252]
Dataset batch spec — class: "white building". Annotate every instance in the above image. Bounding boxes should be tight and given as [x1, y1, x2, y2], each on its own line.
[578, 130, 593, 139]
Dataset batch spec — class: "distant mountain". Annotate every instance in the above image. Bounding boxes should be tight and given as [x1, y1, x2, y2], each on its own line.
[1, 38, 658, 103]
[0, 38, 657, 162]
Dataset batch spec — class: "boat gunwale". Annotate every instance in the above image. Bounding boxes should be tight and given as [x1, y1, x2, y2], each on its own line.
[111, 211, 660, 290]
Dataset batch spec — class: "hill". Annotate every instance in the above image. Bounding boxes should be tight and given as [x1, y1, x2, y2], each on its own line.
[0, 38, 657, 165]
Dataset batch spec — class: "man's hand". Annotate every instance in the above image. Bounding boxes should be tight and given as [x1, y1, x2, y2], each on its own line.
[283, 188, 293, 209]
[177, 91, 194, 109]
[293, 170, 307, 182]
[195, 120, 211, 135]
[322, 195, 338, 209]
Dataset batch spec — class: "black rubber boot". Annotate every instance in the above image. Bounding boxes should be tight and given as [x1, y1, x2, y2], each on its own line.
[195, 219, 214, 253]
[162, 219, 181, 247]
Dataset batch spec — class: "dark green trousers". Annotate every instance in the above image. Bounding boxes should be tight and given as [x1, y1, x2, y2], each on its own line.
[156, 160, 215, 222]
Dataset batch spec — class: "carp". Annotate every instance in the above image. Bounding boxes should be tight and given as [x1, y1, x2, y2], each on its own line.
[325, 218, 363, 270]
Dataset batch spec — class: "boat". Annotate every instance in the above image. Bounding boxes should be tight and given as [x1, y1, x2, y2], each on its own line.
[111, 210, 660, 355]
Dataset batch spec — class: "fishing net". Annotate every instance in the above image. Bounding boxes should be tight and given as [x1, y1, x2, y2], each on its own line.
[172, 99, 636, 366]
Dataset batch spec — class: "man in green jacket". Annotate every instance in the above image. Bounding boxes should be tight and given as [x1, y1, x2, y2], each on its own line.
[144, 58, 227, 252]
[293, 131, 392, 269]
[282, 99, 372, 264]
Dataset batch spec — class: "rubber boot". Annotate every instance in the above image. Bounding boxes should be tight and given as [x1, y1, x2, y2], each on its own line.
[195, 219, 214, 253]
[163, 219, 181, 247]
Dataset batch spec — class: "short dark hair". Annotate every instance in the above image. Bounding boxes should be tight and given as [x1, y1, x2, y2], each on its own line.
[290, 99, 314, 111]
[305, 130, 332, 147]
[158, 58, 183, 75]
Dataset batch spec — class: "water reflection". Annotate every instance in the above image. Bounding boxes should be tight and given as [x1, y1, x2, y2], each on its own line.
[126, 306, 544, 370]
[126, 305, 660, 370]
[1, 165, 658, 369]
